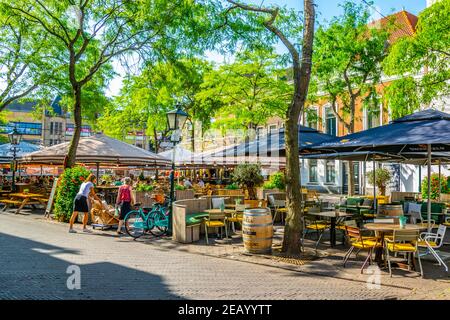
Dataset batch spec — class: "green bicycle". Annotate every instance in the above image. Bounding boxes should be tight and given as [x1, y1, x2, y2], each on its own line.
[124, 202, 169, 238]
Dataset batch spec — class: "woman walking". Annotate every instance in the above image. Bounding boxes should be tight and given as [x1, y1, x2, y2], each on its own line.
[69, 174, 101, 233]
[116, 177, 135, 235]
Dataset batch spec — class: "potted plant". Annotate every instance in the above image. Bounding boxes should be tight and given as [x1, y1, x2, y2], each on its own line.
[232, 164, 264, 200]
[367, 168, 391, 196]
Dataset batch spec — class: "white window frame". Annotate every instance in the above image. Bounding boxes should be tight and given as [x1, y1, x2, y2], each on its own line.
[308, 159, 318, 183]
[364, 101, 383, 130]
[268, 124, 277, 133]
[323, 104, 337, 136]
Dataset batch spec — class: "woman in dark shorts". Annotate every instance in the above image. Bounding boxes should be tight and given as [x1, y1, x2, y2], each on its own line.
[116, 177, 135, 235]
[69, 174, 101, 233]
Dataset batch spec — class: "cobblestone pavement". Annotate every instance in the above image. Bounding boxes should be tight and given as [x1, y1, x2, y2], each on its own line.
[0, 211, 448, 300]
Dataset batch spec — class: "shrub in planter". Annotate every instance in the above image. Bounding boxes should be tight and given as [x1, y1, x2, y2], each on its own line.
[366, 168, 391, 196]
[135, 183, 154, 192]
[175, 184, 186, 191]
[421, 174, 448, 200]
[265, 171, 285, 190]
[232, 164, 264, 200]
[225, 183, 239, 190]
[53, 166, 91, 222]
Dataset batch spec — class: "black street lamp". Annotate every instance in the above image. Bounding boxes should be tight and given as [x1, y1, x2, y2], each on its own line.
[8, 127, 22, 192]
[166, 105, 189, 235]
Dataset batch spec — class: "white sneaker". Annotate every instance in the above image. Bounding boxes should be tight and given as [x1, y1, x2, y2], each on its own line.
[69, 229, 77, 233]
[82, 228, 93, 233]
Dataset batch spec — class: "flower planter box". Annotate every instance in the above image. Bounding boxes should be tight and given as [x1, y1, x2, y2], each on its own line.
[132, 190, 154, 207]
[175, 189, 195, 201]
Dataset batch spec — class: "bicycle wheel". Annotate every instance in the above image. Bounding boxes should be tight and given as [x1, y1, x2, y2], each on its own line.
[150, 209, 168, 236]
[124, 211, 146, 238]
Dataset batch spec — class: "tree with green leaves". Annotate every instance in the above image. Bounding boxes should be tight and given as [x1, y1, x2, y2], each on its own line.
[310, 1, 390, 196]
[202, 48, 292, 131]
[0, 13, 49, 111]
[218, 0, 315, 255]
[2, 0, 210, 168]
[98, 58, 216, 153]
[383, 0, 450, 117]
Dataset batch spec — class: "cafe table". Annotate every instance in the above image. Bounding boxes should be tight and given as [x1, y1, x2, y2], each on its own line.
[306, 211, 353, 247]
[203, 208, 236, 217]
[203, 208, 236, 240]
[0, 192, 48, 215]
[364, 223, 427, 266]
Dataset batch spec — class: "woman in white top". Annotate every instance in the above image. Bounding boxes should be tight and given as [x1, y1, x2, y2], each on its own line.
[69, 173, 101, 233]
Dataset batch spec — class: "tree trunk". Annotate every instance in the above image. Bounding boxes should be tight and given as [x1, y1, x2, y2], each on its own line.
[191, 121, 195, 152]
[348, 160, 355, 196]
[281, 0, 315, 256]
[282, 118, 304, 255]
[65, 85, 82, 169]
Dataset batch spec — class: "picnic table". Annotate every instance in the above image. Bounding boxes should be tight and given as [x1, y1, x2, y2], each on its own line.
[0, 192, 48, 215]
[306, 211, 353, 247]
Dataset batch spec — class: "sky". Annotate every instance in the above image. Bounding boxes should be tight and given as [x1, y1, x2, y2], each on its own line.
[106, 0, 427, 97]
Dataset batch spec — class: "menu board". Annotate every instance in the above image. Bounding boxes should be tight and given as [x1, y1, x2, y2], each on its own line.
[45, 178, 59, 218]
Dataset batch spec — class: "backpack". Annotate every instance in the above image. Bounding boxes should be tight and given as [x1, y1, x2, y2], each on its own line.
[119, 185, 131, 202]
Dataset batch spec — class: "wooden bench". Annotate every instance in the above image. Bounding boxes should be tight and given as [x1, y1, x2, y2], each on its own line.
[173, 198, 210, 243]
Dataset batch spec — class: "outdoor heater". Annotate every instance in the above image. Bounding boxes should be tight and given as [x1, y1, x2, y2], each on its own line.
[8, 126, 22, 192]
[166, 105, 189, 235]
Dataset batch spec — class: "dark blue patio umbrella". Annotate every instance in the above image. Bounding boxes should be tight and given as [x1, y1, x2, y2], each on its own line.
[305, 109, 450, 154]
[213, 125, 336, 159]
[303, 109, 450, 231]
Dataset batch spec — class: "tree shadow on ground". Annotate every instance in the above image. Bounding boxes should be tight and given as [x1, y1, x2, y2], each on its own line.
[0, 232, 181, 299]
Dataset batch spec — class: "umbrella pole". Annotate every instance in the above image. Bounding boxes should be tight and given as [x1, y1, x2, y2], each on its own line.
[438, 160, 441, 201]
[427, 144, 431, 233]
[373, 159, 377, 213]
[363, 161, 366, 196]
[418, 165, 422, 193]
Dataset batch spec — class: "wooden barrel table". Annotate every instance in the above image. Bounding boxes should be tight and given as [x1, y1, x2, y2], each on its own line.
[242, 208, 273, 254]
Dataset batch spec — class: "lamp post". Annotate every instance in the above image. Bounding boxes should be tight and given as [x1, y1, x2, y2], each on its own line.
[166, 105, 189, 235]
[8, 127, 22, 192]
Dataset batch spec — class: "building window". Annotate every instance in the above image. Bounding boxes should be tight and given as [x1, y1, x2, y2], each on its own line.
[309, 160, 318, 183]
[0, 122, 42, 136]
[367, 109, 380, 129]
[325, 107, 337, 136]
[268, 124, 277, 133]
[50, 122, 54, 135]
[326, 160, 335, 183]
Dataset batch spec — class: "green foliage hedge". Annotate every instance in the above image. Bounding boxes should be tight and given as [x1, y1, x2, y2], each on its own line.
[263, 171, 285, 190]
[421, 174, 448, 200]
[135, 183, 154, 192]
[54, 166, 91, 222]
